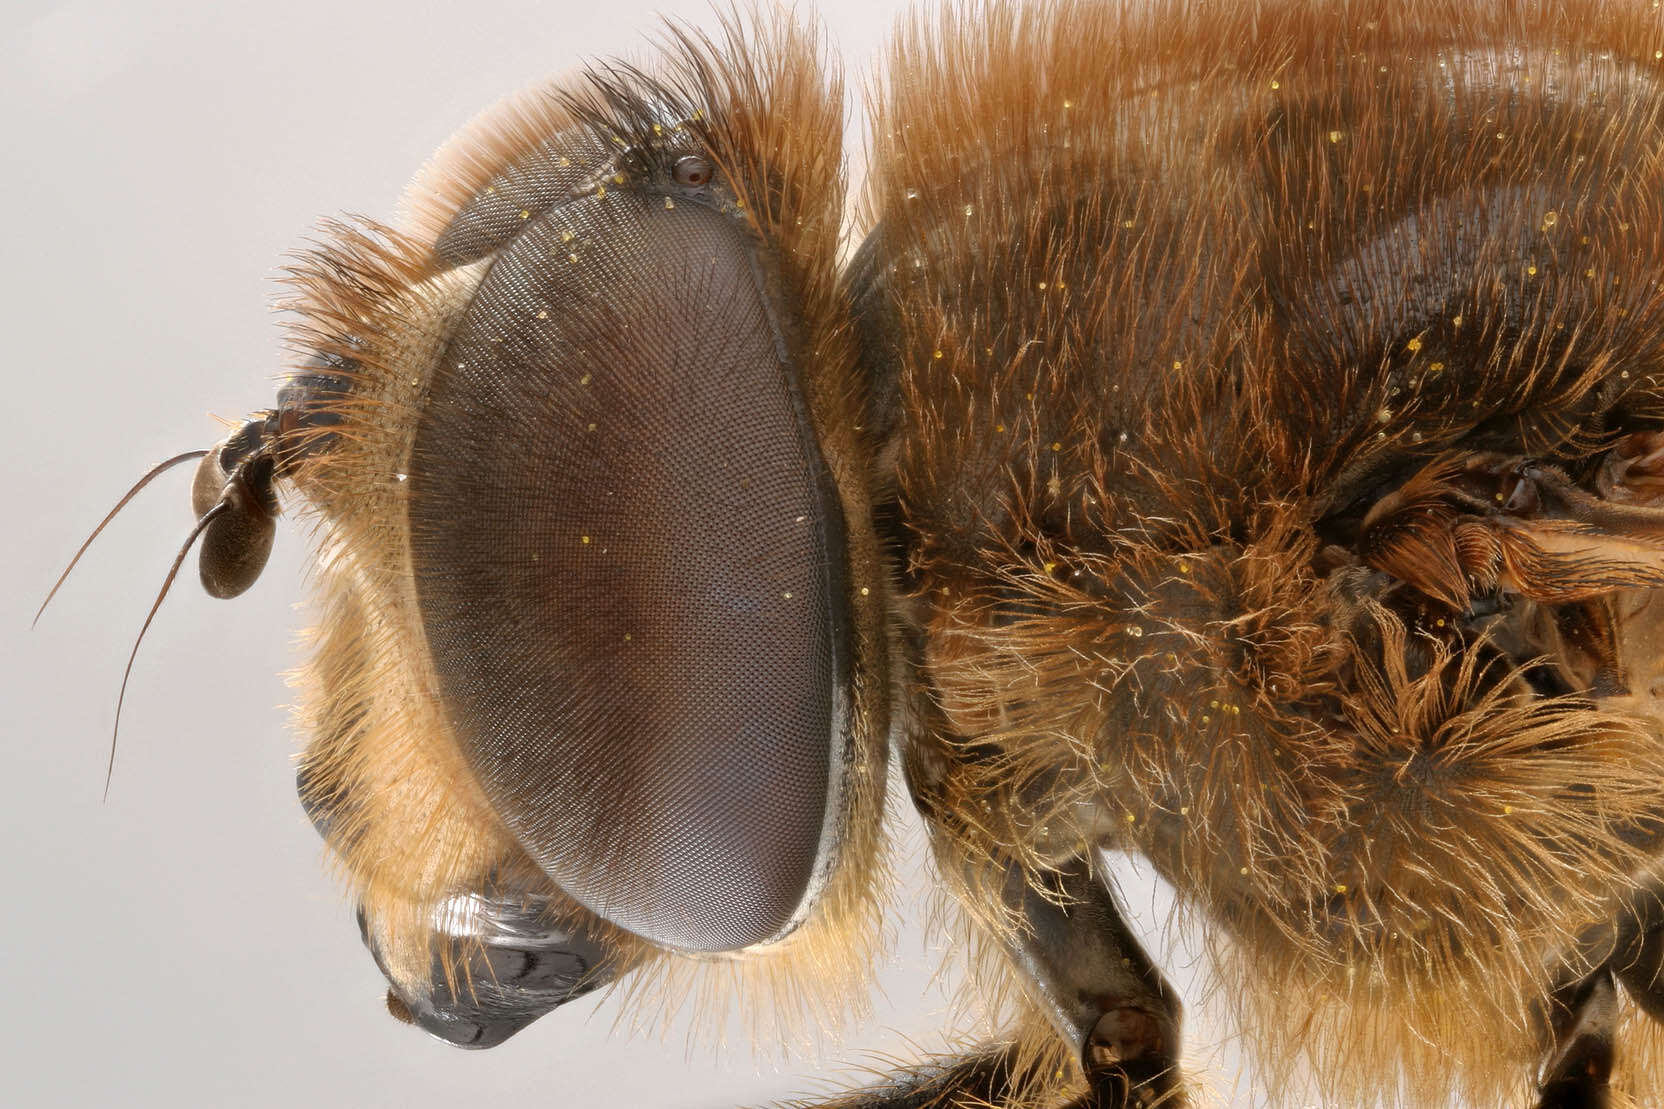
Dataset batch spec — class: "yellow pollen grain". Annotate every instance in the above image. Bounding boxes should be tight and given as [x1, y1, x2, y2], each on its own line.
[587, 422, 596, 432]
[1452, 314, 1464, 328]
[1541, 210, 1558, 228]
[1503, 805, 1514, 815]
[595, 184, 606, 198]
[581, 535, 590, 544]
[1125, 811, 1136, 823]
[518, 208, 530, 220]
[1063, 98, 1074, 108]
[568, 253, 579, 264]
[995, 423, 1006, 432]
[1051, 441, 1061, 451]
[484, 185, 496, 195]
[933, 349, 944, 359]
[860, 587, 869, 596]
[1587, 268, 1597, 279]
[1178, 562, 1190, 573]
[1328, 130, 1343, 143]
[963, 204, 974, 217]
[1038, 281, 1047, 290]
[1527, 263, 1538, 276]
[612, 174, 625, 185]
[1406, 336, 1422, 353]
[558, 156, 571, 167]
[536, 310, 548, 319]
[1240, 867, 1250, 876]
[579, 374, 591, 385]
[1173, 360, 1183, 370]
[1202, 715, 1210, 723]
[1335, 883, 1348, 894]
[1270, 79, 1281, 89]
[783, 592, 793, 600]
[1180, 806, 1190, 815]
[1429, 361, 1445, 373]
[664, 197, 675, 209]
[561, 230, 574, 242]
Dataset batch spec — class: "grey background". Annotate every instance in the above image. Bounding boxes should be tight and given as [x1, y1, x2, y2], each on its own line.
[1, 1, 1266, 1106]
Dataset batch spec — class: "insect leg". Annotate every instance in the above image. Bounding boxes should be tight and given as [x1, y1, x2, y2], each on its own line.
[993, 858, 1184, 1108]
[1536, 966, 1617, 1109]
[779, 1044, 1023, 1108]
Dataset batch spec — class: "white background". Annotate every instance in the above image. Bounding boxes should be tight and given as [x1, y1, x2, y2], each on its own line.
[0, 1, 1266, 1106]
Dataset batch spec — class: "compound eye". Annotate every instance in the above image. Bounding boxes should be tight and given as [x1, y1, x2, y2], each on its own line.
[672, 154, 712, 187]
[407, 134, 851, 953]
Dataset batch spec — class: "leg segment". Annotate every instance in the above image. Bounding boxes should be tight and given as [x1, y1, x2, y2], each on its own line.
[996, 860, 1185, 1108]
[781, 1044, 1022, 1109]
[1536, 968, 1617, 1109]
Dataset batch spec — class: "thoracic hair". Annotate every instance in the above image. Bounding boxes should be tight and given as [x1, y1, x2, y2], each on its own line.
[860, 0, 1664, 1105]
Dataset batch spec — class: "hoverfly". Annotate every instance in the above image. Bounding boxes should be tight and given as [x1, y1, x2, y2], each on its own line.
[37, 0, 1664, 1105]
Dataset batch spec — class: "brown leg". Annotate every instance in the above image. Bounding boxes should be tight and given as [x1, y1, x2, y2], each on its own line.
[1537, 968, 1617, 1109]
[778, 1044, 1022, 1109]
